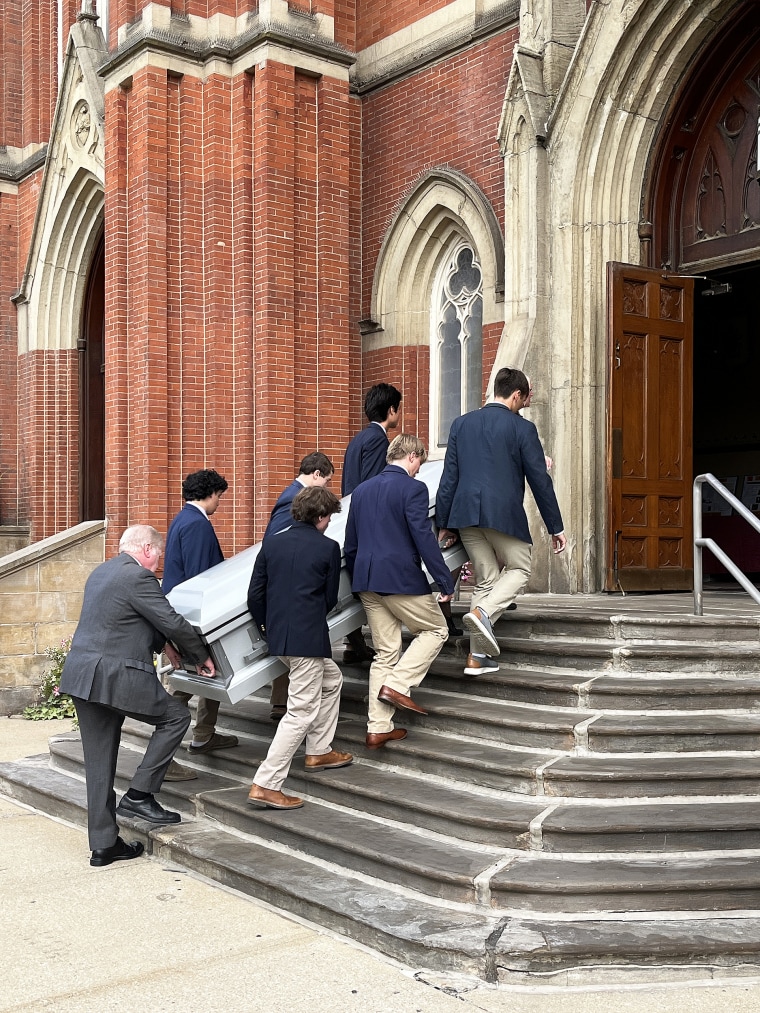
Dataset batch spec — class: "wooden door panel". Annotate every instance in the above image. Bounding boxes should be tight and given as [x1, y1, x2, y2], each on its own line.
[606, 264, 694, 591]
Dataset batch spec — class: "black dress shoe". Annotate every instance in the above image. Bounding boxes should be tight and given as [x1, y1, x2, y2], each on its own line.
[90, 836, 145, 867]
[116, 794, 182, 824]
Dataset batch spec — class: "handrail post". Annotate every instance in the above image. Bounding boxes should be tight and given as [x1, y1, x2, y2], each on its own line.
[693, 477, 703, 616]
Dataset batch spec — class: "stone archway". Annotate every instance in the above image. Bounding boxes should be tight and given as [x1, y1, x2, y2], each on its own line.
[501, 0, 752, 591]
[12, 12, 106, 538]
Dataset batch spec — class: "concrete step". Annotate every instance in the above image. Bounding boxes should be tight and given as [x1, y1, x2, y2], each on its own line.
[493, 608, 760, 645]
[537, 799, 760, 853]
[199, 784, 499, 904]
[424, 655, 760, 710]
[339, 677, 760, 753]
[53, 731, 760, 855]
[337, 676, 583, 749]
[491, 635, 760, 674]
[114, 725, 549, 847]
[586, 711, 760, 753]
[122, 710, 760, 801]
[0, 756, 501, 978]
[10, 747, 760, 918]
[491, 852, 760, 913]
[542, 753, 760, 798]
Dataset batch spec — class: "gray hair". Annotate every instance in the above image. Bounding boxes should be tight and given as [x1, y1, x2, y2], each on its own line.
[119, 524, 164, 554]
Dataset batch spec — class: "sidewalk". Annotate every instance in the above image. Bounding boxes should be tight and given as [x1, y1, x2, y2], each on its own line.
[3, 715, 760, 1013]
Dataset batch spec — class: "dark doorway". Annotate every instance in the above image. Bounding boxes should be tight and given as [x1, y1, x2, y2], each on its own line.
[693, 261, 760, 576]
[79, 233, 105, 520]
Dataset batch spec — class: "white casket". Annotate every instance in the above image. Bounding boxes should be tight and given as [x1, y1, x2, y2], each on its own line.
[166, 459, 465, 704]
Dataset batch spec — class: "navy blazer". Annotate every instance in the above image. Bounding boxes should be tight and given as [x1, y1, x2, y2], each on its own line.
[247, 521, 341, 658]
[341, 423, 389, 496]
[162, 503, 224, 593]
[435, 402, 563, 544]
[264, 479, 304, 538]
[344, 465, 455, 596]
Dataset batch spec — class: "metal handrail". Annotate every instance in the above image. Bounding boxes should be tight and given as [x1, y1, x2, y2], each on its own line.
[693, 473, 760, 615]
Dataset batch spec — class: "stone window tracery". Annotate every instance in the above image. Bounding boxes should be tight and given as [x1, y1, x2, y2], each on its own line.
[432, 243, 483, 447]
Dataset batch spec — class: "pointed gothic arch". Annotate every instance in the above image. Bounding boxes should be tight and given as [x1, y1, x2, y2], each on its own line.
[368, 169, 504, 453]
[12, 12, 106, 536]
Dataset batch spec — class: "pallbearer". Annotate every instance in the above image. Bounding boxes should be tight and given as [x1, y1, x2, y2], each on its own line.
[247, 487, 352, 810]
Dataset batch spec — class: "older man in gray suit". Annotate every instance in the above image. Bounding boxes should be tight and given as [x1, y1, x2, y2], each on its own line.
[60, 524, 215, 867]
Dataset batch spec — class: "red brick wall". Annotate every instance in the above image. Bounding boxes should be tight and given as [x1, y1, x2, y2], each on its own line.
[357, 32, 514, 444]
[18, 349, 79, 539]
[102, 58, 355, 555]
[21, 0, 57, 144]
[0, 0, 24, 148]
[0, 190, 20, 524]
[334, 0, 355, 50]
[356, 0, 453, 50]
[361, 31, 515, 320]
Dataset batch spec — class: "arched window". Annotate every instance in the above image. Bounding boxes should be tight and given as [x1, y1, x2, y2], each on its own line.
[432, 243, 483, 447]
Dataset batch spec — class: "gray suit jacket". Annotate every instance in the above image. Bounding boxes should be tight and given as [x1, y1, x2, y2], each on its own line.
[60, 553, 208, 717]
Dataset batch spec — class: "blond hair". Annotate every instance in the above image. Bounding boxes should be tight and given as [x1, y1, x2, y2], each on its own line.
[387, 433, 427, 464]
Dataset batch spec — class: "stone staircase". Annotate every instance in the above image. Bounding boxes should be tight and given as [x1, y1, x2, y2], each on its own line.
[5, 593, 760, 983]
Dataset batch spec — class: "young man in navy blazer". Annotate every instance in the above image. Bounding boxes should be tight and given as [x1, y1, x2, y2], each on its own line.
[436, 367, 567, 677]
[265, 452, 334, 539]
[263, 451, 335, 720]
[341, 383, 402, 497]
[247, 486, 352, 810]
[162, 469, 239, 765]
[344, 434, 455, 749]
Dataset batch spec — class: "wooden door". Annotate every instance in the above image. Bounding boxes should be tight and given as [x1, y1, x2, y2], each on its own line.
[606, 263, 694, 591]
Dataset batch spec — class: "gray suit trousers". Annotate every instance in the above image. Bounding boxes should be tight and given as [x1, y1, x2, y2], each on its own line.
[73, 694, 191, 849]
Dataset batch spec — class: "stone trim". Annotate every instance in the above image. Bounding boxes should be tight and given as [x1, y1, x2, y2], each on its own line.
[100, 12, 355, 84]
[0, 145, 48, 184]
[0, 520, 105, 580]
[352, 1, 519, 95]
[369, 167, 505, 351]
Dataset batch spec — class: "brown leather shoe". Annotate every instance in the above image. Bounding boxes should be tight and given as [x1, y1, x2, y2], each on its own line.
[365, 728, 408, 749]
[247, 785, 304, 809]
[304, 749, 353, 771]
[377, 684, 428, 715]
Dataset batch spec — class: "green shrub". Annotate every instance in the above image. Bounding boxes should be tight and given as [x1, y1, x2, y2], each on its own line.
[23, 638, 76, 721]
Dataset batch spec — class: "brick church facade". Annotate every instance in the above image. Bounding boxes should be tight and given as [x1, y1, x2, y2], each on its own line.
[0, 0, 517, 562]
[2, 0, 760, 594]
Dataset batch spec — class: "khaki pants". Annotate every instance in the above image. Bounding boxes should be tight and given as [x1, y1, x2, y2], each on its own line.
[253, 655, 343, 791]
[459, 526, 531, 626]
[359, 591, 447, 734]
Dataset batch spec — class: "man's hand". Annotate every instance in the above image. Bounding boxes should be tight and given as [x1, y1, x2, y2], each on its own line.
[164, 643, 182, 670]
[437, 592, 454, 603]
[552, 532, 567, 554]
[195, 657, 216, 678]
[437, 528, 458, 549]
